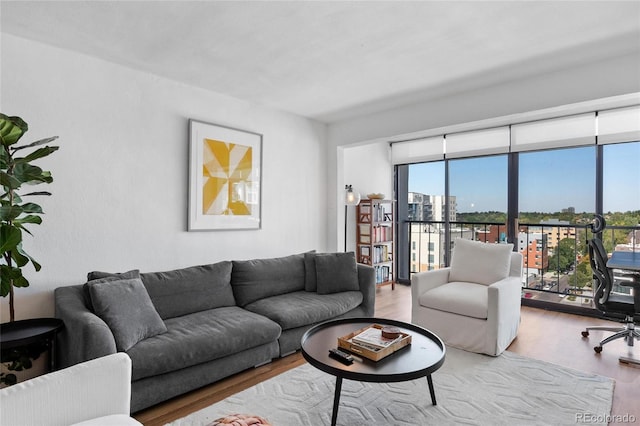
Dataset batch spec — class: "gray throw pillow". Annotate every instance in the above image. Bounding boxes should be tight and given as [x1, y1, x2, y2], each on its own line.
[83, 269, 140, 311]
[86, 276, 167, 351]
[315, 252, 359, 294]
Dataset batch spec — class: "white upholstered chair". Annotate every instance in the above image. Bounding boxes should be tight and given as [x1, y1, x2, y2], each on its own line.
[411, 238, 523, 356]
[0, 353, 141, 426]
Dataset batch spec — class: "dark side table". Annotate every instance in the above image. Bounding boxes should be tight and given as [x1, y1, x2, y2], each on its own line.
[0, 318, 64, 372]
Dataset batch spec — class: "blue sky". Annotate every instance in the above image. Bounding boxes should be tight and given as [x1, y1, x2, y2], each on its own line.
[408, 142, 640, 214]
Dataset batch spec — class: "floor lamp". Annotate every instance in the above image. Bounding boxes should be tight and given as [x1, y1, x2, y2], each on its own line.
[344, 185, 361, 252]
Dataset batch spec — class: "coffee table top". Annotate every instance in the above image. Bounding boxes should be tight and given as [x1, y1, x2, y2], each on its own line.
[301, 317, 445, 383]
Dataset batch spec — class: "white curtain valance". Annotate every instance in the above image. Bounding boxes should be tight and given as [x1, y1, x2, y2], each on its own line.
[597, 105, 640, 144]
[391, 136, 444, 165]
[510, 113, 596, 152]
[390, 101, 640, 164]
[445, 127, 510, 158]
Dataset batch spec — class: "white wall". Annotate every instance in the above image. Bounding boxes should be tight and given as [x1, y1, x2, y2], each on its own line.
[0, 34, 328, 321]
[342, 142, 393, 252]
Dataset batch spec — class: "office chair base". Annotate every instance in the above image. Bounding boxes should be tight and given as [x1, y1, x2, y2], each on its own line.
[619, 356, 640, 367]
[582, 318, 640, 354]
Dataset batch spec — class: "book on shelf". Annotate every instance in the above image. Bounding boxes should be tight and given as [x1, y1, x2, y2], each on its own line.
[350, 326, 401, 350]
[374, 265, 391, 283]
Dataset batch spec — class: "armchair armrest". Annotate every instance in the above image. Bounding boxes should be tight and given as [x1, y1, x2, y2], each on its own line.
[0, 353, 139, 426]
[487, 276, 522, 354]
[55, 285, 117, 368]
[411, 268, 451, 302]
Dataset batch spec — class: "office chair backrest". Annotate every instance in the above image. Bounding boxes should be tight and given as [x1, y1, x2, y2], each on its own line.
[588, 237, 613, 308]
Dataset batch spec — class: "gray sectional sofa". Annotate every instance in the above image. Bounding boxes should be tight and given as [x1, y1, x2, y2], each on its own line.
[54, 251, 375, 412]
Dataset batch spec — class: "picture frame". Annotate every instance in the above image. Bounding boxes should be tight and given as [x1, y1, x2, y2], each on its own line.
[188, 119, 262, 231]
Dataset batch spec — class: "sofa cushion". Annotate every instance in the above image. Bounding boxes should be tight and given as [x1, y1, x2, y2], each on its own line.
[86, 277, 167, 351]
[140, 262, 235, 319]
[231, 253, 306, 306]
[126, 306, 281, 381]
[304, 252, 318, 292]
[84, 269, 140, 311]
[87, 269, 140, 282]
[244, 290, 363, 330]
[314, 252, 359, 294]
[419, 281, 489, 320]
[449, 238, 513, 286]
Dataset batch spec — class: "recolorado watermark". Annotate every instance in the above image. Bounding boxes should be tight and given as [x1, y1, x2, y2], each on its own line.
[576, 413, 636, 423]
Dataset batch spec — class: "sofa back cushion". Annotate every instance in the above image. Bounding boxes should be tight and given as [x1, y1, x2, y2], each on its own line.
[311, 252, 360, 294]
[141, 261, 235, 319]
[231, 253, 306, 306]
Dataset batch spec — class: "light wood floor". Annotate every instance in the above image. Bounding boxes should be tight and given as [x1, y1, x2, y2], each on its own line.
[135, 284, 640, 425]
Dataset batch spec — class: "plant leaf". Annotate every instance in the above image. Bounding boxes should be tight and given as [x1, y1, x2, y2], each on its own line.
[14, 146, 60, 163]
[0, 205, 23, 221]
[15, 243, 40, 271]
[0, 171, 22, 190]
[15, 214, 43, 226]
[12, 163, 53, 185]
[0, 224, 21, 253]
[0, 264, 28, 296]
[21, 191, 51, 197]
[19, 202, 43, 214]
[11, 137, 59, 152]
[0, 114, 27, 147]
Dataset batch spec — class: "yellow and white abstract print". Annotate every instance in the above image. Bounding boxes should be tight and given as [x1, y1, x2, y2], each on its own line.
[202, 138, 256, 216]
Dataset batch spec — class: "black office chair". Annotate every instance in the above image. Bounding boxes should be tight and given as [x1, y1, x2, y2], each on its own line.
[581, 216, 640, 353]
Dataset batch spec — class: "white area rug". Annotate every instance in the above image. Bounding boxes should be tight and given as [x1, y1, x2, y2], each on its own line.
[168, 347, 614, 426]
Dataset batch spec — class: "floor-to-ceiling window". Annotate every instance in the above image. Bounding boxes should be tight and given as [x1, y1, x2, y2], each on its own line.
[407, 162, 445, 272]
[394, 103, 640, 315]
[518, 146, 595, 305]
[450, 155, 508, 239]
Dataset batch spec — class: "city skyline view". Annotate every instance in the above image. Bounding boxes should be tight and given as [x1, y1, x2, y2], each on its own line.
[408, 142, 640, 215]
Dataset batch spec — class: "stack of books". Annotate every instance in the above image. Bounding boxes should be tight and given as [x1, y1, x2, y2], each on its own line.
[350, 326, 402, 352]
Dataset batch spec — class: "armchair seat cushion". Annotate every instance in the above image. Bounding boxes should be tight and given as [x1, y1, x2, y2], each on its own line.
[418, 281, 488, 320]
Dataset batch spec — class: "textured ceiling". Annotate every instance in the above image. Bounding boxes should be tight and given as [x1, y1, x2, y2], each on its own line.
[2, 1, 639, 123]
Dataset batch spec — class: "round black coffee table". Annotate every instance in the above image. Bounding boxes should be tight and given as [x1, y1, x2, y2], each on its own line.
[301, 317, 445, 426]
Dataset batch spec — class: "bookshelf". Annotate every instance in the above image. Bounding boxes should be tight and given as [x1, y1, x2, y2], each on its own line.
[356, 198, 395, 289]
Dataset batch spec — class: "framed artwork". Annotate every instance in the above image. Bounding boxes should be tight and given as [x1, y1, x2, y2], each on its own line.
[188, 119, 262, 231]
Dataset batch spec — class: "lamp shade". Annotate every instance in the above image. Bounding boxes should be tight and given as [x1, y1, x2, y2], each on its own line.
[345, 185, 361, 206]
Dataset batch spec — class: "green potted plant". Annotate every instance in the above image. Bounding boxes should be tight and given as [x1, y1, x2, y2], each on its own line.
[1, 114, 59, 385]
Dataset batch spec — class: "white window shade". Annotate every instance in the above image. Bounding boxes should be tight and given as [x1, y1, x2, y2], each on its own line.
[391, 136, 444, 164]
[445, 127, 510, 158]
[597, 105, 640, 144]
[511, 113, 596, 152]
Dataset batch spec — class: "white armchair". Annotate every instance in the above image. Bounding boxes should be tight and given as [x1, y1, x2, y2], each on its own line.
[0, 353, 141, 426]
[411, 238, 523, 356]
